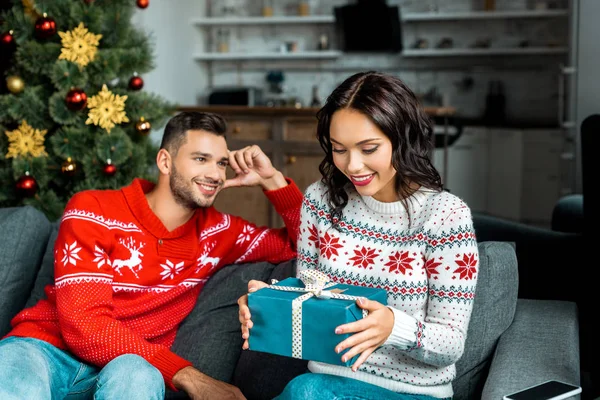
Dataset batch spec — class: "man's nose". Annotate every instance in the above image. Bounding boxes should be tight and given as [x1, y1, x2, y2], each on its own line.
[205, 162, 223, 182]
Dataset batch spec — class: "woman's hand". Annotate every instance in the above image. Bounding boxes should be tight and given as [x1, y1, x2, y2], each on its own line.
[334, 298, 394, 371]
[237, 279, 269, 350]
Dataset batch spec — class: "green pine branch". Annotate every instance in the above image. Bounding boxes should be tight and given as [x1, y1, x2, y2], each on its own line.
[0, 0, 177, 220]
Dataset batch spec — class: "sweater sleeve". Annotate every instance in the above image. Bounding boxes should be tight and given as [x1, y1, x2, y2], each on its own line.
[54, 193, 191, 390]
[395, 205, 479, 367]
[296, 182, 321, 275]
[227, 178, 303, 265]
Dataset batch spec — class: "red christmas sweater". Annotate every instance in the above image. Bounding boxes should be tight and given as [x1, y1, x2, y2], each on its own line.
[6, 178, 301, 389]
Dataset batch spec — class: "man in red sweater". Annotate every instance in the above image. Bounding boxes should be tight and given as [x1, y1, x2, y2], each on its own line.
[0, 111, 302, 399]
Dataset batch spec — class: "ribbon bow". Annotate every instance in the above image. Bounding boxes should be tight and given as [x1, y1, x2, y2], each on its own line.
[268, 269, 367, 359]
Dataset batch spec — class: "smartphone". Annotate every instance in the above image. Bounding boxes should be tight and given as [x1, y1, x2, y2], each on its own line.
[503, 380, 582, 400]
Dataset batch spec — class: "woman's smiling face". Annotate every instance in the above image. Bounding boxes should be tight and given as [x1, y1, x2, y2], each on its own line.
[329, 108, 398, 203]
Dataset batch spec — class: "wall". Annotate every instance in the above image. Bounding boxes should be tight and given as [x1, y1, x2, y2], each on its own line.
[133, 0, 570, 133]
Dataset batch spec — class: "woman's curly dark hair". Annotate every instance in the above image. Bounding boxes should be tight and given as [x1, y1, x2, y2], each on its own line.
[316, 71, 442, 226]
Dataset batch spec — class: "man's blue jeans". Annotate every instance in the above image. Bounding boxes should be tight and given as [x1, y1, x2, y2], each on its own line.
[275, 373, 449, 400]
[0, 336, 164, 400]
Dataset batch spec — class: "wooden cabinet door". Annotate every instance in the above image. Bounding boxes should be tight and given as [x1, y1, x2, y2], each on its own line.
[283, 154, 323, 195]
[226, 119, 272, 140]
[212, 156, 272, 228]
[283, 118, 321, 191]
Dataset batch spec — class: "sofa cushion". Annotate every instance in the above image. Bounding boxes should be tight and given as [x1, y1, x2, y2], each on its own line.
[0, 206, 51, 337]
[24, 221, 60, 308]
[165, 260, 279, 400]
[232, 259, 309, 400]
[453, 241, 519, 400]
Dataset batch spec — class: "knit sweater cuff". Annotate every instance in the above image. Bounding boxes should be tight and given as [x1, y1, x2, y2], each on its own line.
[150, 349, 193, 391]
[264, 178, 303, 213]
[384, 307, 418, 349]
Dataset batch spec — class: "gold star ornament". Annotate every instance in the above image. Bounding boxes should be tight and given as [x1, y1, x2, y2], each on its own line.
[86, 84, 129, 133]
[5, 120, 48, 159]
[58, 22, 102, 68]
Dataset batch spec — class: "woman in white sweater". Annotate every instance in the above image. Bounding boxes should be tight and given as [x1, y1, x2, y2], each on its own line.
[239, 71, 478, 400]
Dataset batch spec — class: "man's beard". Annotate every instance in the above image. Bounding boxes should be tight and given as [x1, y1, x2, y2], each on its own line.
[169, 164, 220, 209]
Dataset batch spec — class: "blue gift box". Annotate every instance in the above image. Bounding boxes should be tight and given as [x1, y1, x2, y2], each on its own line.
[248, 274, 388, 367]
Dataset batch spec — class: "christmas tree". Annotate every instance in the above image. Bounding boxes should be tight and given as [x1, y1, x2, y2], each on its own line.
[0, 0, 174, 221]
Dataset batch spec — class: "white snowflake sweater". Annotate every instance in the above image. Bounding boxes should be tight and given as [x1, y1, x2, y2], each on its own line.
[298, 181, 478, 399]
[6, 178, 302, 390]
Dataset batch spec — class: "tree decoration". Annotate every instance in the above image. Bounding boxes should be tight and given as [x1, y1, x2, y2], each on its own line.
[103, 159, 117, 176]
[5, 120, 48, 159]
[15, 172, 38, 198]
[6, 75, 25, 94]
[34, 13, 57, 40]
[1, 31, 15, 49]
[58, 22, 102, 68]
[65, 88, 88, 111]
[22, 0, 40, 20]
[61, 157, 77, 176]
[128, 74, 144, 91]
[135, 116, 152, 136]
[85, 84, 129, 132]
[137, 0, 150, 9]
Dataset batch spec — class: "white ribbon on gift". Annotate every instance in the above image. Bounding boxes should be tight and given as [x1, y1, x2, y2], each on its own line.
[268, 269, 368, 359]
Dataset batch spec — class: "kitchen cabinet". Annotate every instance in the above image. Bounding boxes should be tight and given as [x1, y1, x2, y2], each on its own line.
[434, 126, 490, 214]
[436, 126, 563, 227]
[520, 129, 563, 226]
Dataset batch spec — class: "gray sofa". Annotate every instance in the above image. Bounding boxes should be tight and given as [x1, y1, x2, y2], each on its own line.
[0, 206, 581, 400]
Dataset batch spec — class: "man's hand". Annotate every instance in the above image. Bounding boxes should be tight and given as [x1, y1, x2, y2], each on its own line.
[172, 366, 246, 400]
[222, 145, 287, 191]
[238, 279, 269, 350]
[333, 298, 394, 372]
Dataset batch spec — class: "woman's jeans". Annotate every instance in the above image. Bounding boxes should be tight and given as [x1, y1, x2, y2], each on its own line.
[0, 336, 164, 400]
[275, 373, 448, 400]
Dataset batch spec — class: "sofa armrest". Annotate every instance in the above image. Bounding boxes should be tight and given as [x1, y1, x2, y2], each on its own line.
[481, 299, 580, 400]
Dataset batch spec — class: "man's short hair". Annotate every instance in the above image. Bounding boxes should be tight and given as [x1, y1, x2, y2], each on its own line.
[160, 111, 227, 155]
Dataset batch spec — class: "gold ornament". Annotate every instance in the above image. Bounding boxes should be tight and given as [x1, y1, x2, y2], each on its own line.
[58, 22, 102, 68]
[135, 117, 152, 136]
[22, 0, 40, 20]
[6, 75, 25, 94]
[85, 84, 129, 133]
[61, 157, 77, 176]
[5, 120, 48, 159]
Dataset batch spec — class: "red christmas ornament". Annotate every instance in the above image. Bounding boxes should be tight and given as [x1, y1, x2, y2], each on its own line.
[34, 15, 57, 40]
[1, 31, 15, 48]
[15, 173, 38, 198]
[136, 0, 149, 9]
[128, 75, 144, 91]
[103, 161, 117, 177]
[65, 88, 88, 111]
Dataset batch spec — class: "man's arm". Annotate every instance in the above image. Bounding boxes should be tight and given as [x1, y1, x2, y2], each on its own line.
[220, 145, 303, 265]
[54, 193, 191, 390]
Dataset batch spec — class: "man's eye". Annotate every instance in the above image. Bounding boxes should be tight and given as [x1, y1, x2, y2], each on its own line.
[218, 161, 228, 167]
[332, 149, 346, 154]
[194, 157, 206, 162]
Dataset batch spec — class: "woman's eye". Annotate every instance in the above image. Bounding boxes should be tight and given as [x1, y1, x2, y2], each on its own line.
[332, 148, 346, 154]
[363, 147, 378, 154]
